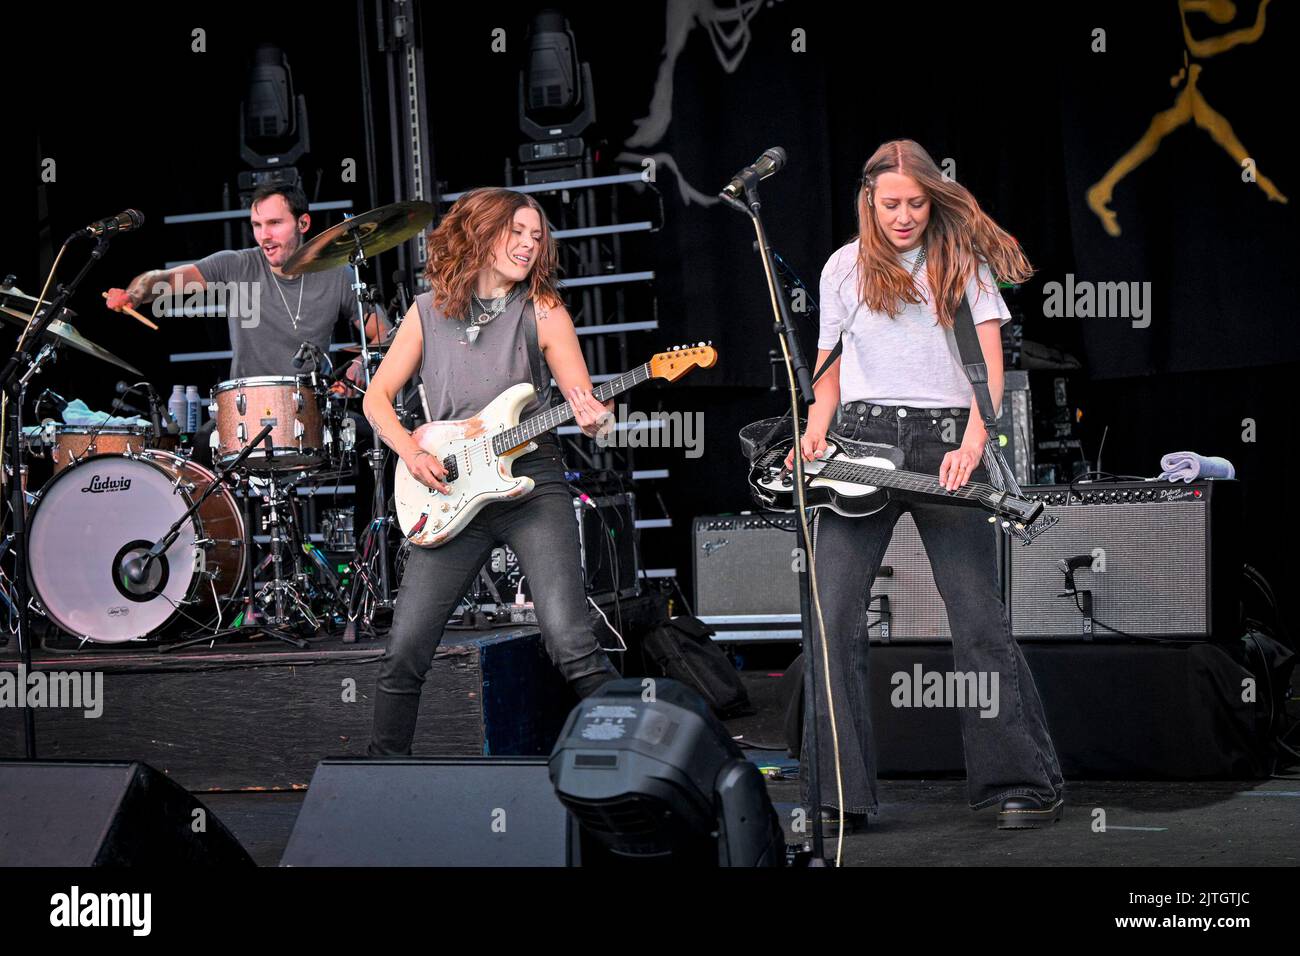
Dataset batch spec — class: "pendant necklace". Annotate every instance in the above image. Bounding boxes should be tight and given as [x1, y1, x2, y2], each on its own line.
[271, 271, 306, 332]
[463, 285, 517, 344]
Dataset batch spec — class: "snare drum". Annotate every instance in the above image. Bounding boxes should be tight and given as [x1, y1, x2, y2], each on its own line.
[27, 450, 246, 643]
[51, 425, 177, 474]
[213, 375, 324, 471]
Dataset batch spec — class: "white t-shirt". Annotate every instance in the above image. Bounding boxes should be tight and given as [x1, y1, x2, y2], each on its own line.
[817, 239, 1010, 408]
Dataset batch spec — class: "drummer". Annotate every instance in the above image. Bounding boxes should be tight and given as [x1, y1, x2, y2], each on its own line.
[104, 183, 389, 461]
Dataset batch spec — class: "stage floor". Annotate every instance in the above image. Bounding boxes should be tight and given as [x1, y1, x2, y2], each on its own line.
[196, 776, 1300, 867]
[190, 669, 1298, 867]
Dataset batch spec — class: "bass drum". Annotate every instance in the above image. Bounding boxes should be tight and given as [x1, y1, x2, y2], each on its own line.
[27, 451, 246, 643]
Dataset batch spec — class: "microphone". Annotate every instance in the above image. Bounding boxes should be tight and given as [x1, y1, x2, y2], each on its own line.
[115, 380, 147, 399]
[292, 341, 318, 370]
[111, 397, 148, 418]
[720, 147, 787, 200]
[77, 209, 145, 238]
[36, 389, 69, 417]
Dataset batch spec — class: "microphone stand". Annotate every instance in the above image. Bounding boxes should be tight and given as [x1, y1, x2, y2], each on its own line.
[0, 233, 113, 758]
[720, 180, 830, 865]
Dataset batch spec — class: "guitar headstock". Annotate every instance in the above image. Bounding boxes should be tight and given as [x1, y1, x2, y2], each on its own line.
[649, 342, 718, 382]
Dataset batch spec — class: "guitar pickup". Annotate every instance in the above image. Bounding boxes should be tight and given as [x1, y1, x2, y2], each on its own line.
[442, 456, 458, 481]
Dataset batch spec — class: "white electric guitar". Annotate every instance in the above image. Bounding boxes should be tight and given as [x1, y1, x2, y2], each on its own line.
[394, 344, 718, 547]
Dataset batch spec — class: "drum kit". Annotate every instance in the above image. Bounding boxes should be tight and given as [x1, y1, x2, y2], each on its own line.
[1, 200, 433, 650]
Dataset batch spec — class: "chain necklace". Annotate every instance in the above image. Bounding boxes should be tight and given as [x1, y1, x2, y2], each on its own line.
[463, 284, 518, 344]
[271, 271, 306, 332]
[905, 245, 927, 280]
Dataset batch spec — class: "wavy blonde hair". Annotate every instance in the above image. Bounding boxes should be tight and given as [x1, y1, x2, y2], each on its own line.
[855, 139, 1033, 329]
[424, 188, 561, 318]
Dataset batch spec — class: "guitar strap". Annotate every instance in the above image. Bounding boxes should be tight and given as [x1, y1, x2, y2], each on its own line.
[521, 299, 549, 408]
[948, 295, 1023, 497]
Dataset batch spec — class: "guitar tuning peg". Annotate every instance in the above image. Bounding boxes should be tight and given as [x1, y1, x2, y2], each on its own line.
[1001, 520, 1010, 528]
[987, 516, 996, 523]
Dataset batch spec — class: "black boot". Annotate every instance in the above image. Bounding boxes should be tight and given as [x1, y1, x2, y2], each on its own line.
[996, 794, 1064, 829]
[818, 806, 868, 835]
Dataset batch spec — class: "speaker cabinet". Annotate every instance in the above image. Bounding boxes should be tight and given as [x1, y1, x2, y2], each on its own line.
[280, 757, 575, 866]
[0, 760, 253, 866]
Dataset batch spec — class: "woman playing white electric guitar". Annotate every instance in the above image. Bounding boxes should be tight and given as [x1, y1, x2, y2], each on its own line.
[362, 187, 619, 756]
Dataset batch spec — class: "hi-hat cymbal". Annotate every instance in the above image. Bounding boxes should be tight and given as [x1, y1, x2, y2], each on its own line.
[0, 284, 74, 321]
[283, 200, 435, 276]
[0, 304, 142, 377]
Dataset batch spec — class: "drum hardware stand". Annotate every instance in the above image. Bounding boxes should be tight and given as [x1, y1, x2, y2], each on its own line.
[158, 425, 310, 652]
[341, 229, 397, 644]
[0, 233, 114, 756]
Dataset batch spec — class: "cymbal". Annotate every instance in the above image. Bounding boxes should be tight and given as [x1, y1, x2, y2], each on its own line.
[0, 305, 142, 377]
[283, 200, 435, 275]
[336, 334, 395, 356]
[0, 284, 75, 322]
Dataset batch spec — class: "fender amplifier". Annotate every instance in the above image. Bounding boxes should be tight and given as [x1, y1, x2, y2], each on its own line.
[693, 512, 991, 640]
[1009, 479, 1241, 640]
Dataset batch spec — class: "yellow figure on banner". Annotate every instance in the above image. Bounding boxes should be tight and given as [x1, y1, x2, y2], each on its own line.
[1087, 0, 1288, 236]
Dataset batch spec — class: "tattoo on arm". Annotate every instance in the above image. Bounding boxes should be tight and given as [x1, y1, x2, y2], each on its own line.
[366, 412, 396, 451]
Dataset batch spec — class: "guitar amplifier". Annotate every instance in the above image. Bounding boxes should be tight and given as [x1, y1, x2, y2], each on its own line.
[1009, 479, 1242, 640]
[693, 512, 996, 640]
[694, 513, 802, 618]
[574, 492, 640, 600]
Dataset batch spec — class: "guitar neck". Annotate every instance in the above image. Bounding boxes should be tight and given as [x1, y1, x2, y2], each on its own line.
[815, 458, 998, 506]
[491, 362, 650, 453]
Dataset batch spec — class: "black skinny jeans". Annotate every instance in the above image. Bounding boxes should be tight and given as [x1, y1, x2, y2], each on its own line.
[368, 443, 619, 755]
[801, 405, 1064, 814]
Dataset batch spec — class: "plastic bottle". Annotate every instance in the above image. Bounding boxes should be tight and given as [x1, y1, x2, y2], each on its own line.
[185, 386, 202, 433]
[168, 385, 187, 433]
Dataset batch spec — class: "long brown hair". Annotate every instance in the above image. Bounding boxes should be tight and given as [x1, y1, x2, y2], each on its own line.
[855, 140, 1032, 329]
[424, 188, 561, 318]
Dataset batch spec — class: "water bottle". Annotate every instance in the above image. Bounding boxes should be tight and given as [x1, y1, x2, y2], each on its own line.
[185, 386, 202, 433]
[167, 385, 187, 433]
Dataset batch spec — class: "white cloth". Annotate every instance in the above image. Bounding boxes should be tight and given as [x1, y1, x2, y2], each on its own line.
[817, 239, 1011, 408]
[1158, 451, 1236, 482]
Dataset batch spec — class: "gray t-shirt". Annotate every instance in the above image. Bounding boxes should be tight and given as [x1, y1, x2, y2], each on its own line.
[818, 239, 1010, 407]
[194, 246, 358, 379]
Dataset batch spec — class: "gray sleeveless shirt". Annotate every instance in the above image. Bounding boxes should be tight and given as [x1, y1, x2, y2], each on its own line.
[414, 288, 562, 472]
[415, 287, 554, 420]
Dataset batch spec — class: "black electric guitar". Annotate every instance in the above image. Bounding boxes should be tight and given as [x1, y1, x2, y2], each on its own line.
[748, 435, 1045, 536]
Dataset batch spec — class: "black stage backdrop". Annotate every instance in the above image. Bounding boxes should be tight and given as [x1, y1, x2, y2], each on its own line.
[14, 0, 1299, 634]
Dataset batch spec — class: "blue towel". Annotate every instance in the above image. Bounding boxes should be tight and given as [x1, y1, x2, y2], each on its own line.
[1158, 451, 1235, 483]
[59, 398, 149, 428]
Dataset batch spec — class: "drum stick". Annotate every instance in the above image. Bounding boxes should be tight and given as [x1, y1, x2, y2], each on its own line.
[102, 292, 159, 330]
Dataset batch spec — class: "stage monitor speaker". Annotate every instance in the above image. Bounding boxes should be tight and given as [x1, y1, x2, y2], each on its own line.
[0, 760, 253, 866]
[1010, 479, 1242, 639]
[280, 757, 575, 866]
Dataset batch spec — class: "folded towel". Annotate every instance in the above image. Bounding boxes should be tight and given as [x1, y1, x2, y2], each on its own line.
[1158, 451, 1236, 483]
[60, 398, 150, 428]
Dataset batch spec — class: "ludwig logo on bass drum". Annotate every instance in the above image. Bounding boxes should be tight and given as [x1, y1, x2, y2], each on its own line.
[80, 475, 133, 493]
